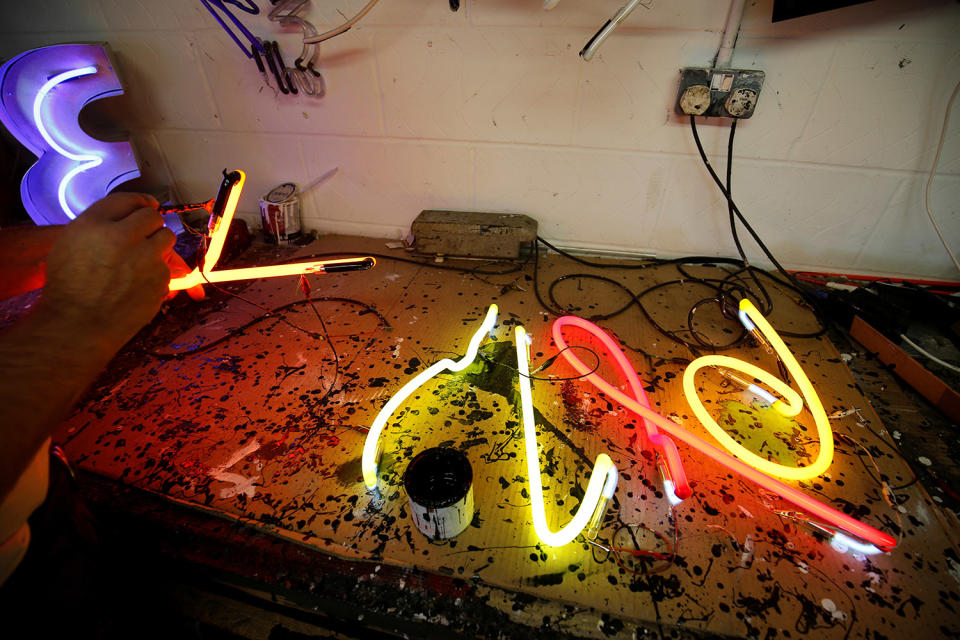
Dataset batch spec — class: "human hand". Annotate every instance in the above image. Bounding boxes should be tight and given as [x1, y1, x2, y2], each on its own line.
[37, 193, 175, 355]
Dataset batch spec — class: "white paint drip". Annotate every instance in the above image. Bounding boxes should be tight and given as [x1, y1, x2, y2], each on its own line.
[104, 378, 128, 400]
[918, 456, 933, 466]
[947, 555, 960, 586]
[208, 439, 261, 498]
[821, 598, 847, 621]
[740, 534, 754, 568]
[865, 571, 882, 593]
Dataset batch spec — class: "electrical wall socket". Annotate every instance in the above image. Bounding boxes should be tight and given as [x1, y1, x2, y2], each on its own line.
[675, 68, 765, 119]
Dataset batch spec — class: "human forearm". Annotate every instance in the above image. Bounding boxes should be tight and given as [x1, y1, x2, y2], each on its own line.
[0, 225, 64, 299]
[0, 302, 116, 501]
[0, 193, 174, 501]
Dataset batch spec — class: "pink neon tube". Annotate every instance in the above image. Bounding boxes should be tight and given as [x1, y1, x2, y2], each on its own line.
[553, 316, 691, 500]
[554, 316, 896, 551]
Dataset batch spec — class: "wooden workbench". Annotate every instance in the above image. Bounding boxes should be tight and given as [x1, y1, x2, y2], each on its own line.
[54, 234, 960, 639]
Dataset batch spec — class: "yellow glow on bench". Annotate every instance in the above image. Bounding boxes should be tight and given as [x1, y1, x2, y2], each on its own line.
[361, 305, 499, 490]
[514, 324, 618, 547]
[682, 299, 834, 480]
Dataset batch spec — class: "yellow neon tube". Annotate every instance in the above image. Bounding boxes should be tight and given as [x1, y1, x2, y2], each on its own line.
[514, 324, 618, 547]
[682, 299, 834, 480]
[361, 305, 499, 490]
[169, 170, 375, 291]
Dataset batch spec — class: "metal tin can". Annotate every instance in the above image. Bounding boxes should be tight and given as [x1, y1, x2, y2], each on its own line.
[259, 182, 301, 244]
[404, 447, 474, 540]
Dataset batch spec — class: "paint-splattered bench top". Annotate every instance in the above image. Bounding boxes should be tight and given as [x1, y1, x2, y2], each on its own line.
[56, 234, 960, 639]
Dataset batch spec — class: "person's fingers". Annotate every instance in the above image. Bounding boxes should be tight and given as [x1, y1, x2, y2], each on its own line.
[117, 207, 166, 240]
[145, 226, 177, 257]
[186, 283, 206, 301]
[164, 250, 193, 277]
[79, 193, 159, 222]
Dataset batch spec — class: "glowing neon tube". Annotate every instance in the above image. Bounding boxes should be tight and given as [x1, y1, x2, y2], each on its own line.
[169, 256, 377, 290]
[830, 532, 882, 555]
[552, 316, 691, 500]
[168, 170, 376, 291]
[33, 66, 101, 219]
[553, 316, 894, 550]
[515, 325, 619, 547]
[683, 299, 834, 480]
[713, 367, 787, 413]
[361, 305, 499, 490]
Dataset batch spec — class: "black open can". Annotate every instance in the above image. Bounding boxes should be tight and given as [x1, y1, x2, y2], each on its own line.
[404, 447, 474, 540]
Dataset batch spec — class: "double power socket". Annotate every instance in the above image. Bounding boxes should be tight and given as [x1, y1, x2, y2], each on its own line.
[675, 67, 765, 119]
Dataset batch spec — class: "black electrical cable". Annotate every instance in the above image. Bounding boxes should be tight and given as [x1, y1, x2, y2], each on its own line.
[304, 239, 818, 353]
[200, 273, 324, 341]
[146, 296, 391, 360]
[687, 296, 746, 350]
[292, 250, 529, 276]
[690, 116, 801, 286]
[726, 119, 748, 267]
[536, 236, 669, 270]
[723, 120, 771, 306]
[689, 114, 835, 341]
[478, 344, 602, 382]
[303, 290, 341, 403]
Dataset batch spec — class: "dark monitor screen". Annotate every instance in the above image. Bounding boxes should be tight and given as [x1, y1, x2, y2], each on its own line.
[772, 0, 874, 22]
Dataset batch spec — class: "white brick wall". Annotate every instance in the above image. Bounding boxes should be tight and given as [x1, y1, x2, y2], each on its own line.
[1, 0, 958, 279]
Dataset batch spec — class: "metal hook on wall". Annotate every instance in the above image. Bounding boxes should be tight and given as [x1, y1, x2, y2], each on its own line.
[266, 0, 325, 96]
[201, 0, 370, 98]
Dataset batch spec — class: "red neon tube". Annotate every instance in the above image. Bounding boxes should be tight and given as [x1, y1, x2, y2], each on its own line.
[553, 316, 691, 500]
[554, 316, 896, 551]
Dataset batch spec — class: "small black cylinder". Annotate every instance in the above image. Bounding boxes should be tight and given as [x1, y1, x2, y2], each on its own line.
[404, 447, 474, 540]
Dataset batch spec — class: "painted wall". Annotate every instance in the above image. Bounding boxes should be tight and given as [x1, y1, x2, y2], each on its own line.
[0, 0, 958, 279]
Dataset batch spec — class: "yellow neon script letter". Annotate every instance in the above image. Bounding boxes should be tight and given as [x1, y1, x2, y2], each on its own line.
[361, 305, 499, 490]
[682, 299, 834, 480]
[514, 325, 618, 547]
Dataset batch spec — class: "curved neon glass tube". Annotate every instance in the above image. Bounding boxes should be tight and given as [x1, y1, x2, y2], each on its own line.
[683, 299, 834, 480]
[551, 315, 894, 551]
[830, 532, 882, 555]
[168, 170, 376, 291]
[552, 315, 691, 501]
[515, 325, 619, 547]
[361, 305, 499, 490]
[33, 66, 101, 219]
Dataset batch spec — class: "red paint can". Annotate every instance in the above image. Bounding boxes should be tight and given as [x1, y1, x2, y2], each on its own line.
[259, 182, 302, 244]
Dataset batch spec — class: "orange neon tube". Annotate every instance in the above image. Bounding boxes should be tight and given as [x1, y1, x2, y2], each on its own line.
[555, 316, 896, 551]
[168, 170, 375, 291]
[552, 316, 691, 502]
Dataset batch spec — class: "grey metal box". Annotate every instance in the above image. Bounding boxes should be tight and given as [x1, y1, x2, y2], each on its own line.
[411, 210, 537, 259]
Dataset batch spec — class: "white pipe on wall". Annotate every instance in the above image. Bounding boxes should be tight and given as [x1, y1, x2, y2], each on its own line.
[714, 0, 747, 68]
